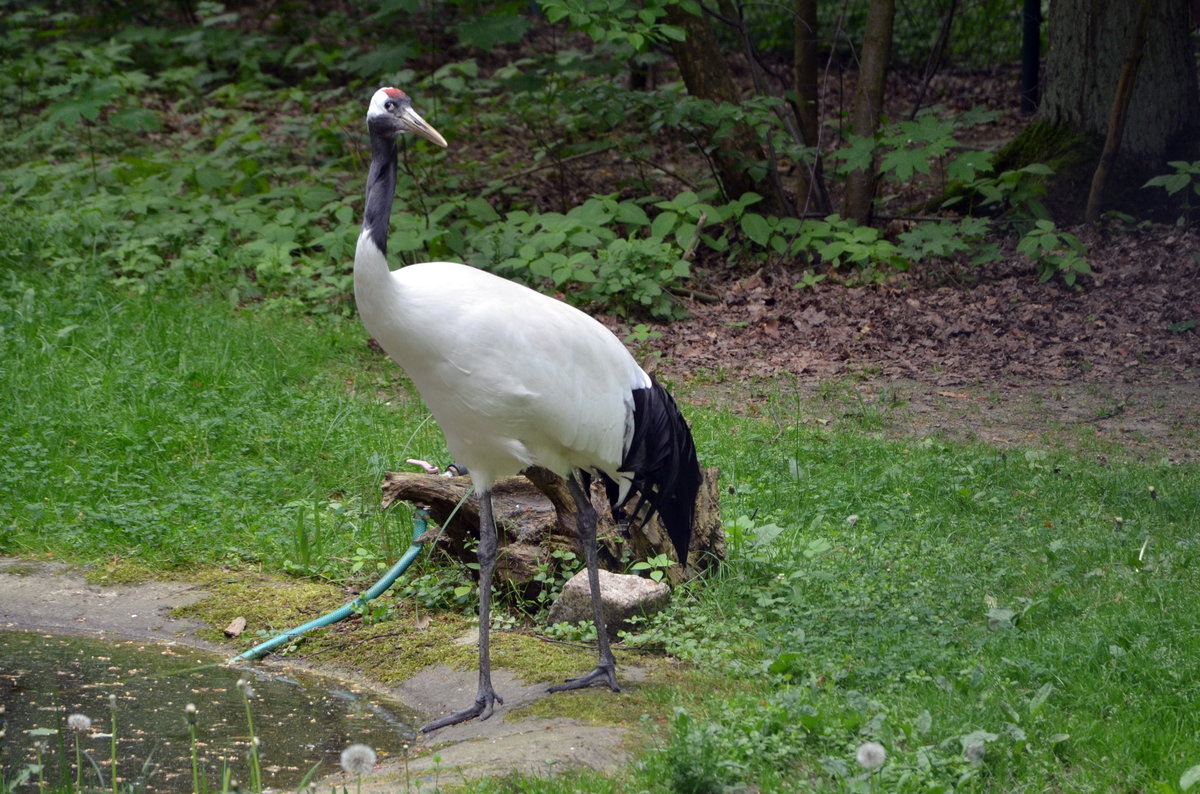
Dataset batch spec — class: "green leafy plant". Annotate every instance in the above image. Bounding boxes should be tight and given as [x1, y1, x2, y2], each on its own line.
[525, 548, 582, 615]
[1016, 219, 1090, 286]
[541, 0, 691, 52]
[949, 162, 1057, 220]
[1144, 160, 1200, 224]
[629, 552, 674, 582]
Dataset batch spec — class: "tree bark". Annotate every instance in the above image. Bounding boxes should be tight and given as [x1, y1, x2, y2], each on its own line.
[663, 3, 786, 213]
[1084, 0, 1155, 224]
[1041, 0, 1199, 164]
[379, 466, 725, 590]
[792, 0, 830, 214]
[1019, 0, 1041, 114]
[841, 0, 896, 225]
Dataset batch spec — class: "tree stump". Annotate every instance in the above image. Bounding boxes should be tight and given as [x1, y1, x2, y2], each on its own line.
[379, 466, 723, 591]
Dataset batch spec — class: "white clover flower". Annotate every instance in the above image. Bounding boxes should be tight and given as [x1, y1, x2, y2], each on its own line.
[856, 740, 886, 770]
[340, 743, 377, 776]
[846, 514, 860, 527]
[185, 703, 198, 726]
[66, 713, 92, 733]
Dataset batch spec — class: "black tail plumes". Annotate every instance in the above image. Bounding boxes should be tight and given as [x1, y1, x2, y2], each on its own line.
[610, 376, 701, 566]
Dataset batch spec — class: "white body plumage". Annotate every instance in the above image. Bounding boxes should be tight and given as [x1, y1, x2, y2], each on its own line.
[353, 246, 649, 494]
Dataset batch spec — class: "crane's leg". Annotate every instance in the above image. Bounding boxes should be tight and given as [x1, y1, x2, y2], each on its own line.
[420, 488, 504, 732]
[549, 475, 621, 693]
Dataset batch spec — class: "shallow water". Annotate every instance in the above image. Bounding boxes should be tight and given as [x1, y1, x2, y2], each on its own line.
[0, 630, 418, 791]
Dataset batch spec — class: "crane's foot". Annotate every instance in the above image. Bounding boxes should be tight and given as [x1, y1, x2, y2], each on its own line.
[419, 690, 504, 733]
[548, 663, 620, 694]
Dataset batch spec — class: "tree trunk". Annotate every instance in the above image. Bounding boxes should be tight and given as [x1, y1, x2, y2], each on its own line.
[663, 3, 786, 213]
[1084, 0, 1156, 224]
[792, 0, 829, 214]
[1019, 0, 1041, 114]
[841, 0, 896, 224]
[1040, 0, 1199, 167]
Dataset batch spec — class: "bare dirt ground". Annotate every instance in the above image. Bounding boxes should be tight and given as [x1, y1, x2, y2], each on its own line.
[655, 225, 1200, 463]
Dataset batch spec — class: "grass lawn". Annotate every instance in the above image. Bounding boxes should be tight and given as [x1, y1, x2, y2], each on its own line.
[2, 10, 1197, 789]
[2, 272, 1198, 792]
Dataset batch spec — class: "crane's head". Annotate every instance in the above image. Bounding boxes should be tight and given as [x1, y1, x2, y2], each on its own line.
[366, 87, 447, 148]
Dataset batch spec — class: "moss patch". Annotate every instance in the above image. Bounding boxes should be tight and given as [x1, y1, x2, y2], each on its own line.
[172, 571, 346, 646]
[309, 611, 479, 683]
[994, 120, 1095, 176]
[169, 571, 707, 739]
[83, 558, 183, 585]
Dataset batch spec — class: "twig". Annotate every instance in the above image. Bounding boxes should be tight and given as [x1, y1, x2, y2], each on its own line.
[295, 629, 411, 659]
[682, 211, 708, 261]
[487, 145, 617, 187]
[669, 286, 720, 303]
[909, 0, 959, 120]
[627, 153, 700, 191]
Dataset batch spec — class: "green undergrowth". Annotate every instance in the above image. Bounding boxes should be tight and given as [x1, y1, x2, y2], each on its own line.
[2, 272, 1199, 791]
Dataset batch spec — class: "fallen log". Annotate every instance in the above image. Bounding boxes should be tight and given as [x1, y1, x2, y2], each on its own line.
[379, 465, 723, 590]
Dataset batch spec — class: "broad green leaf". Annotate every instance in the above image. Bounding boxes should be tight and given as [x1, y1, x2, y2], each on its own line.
[881, 146, 932, 181]
[947, 150, 994, 183]
[194, 167, 229, 190]
[740, 212, 770, 246]
[615, 201, 650, 227]
[650, 210, 677, 241]
[568, 231, 602, 248]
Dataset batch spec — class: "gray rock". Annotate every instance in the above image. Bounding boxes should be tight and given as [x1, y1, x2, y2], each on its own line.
[546, 569, 671, 637]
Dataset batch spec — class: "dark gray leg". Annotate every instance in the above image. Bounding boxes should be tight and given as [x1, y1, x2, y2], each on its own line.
[420, 488, 504, 732]
[548, 474, 620, 693]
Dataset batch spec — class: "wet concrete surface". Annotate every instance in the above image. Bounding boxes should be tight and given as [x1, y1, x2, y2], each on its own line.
[0, 559, 631, 789]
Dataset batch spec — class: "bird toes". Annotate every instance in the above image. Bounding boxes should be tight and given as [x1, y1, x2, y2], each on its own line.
[547, 664, 620, 694]
[419, 690, 503, 733]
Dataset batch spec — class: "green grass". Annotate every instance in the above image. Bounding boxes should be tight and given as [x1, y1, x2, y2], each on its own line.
[2, 271, 1198, 792]
[0, 270, 446, 576]
[629, 414, 1200, 791]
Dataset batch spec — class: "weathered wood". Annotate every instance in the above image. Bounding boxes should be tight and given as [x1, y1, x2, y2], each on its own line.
[379, 466, 723, 591]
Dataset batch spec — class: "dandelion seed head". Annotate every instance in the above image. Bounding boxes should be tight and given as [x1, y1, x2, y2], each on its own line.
[340, 743, 377, 776]
[856, 741, 886, 770]
[185, 703, 198, 725]
[236, 678, 255, 698]
[67, 713, 92, 733]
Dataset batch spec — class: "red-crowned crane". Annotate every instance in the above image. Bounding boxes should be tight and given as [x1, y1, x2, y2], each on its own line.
[353, 87, 701, 732]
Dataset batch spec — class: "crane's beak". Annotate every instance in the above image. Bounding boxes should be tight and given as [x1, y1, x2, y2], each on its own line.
[399, 107, 448, 148]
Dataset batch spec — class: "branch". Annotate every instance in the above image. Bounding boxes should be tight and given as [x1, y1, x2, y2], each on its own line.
[1085, 0, 1155, 224]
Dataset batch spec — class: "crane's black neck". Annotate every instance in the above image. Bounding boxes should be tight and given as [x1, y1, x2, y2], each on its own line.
[363, 122, 398, 256]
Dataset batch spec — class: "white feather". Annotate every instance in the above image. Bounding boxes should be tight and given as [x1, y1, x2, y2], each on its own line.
[354, 230, 649, 491]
